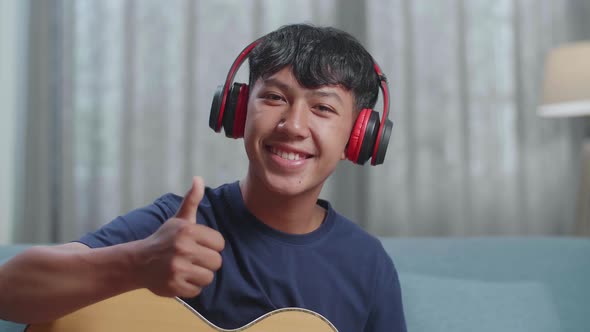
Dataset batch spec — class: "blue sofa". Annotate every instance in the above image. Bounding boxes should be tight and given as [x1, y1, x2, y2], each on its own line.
[1, 237, 589, 331]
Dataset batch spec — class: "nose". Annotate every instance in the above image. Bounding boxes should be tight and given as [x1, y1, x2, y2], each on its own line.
[276, 101, 310, 139]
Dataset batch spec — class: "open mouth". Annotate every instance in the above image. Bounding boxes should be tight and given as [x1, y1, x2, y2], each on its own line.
[267, 146, 313, 161]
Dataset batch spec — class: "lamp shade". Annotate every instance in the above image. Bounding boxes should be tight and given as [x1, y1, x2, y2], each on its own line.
[538, 41, 590, 117]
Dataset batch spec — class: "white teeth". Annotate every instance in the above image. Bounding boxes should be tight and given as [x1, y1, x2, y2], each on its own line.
[271, 147, 303, 161]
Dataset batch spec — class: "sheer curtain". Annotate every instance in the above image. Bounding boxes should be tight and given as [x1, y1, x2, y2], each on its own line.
[12, 0, 590, 243]
[0, 0, 28, 244]
[365, 0, 590, 236]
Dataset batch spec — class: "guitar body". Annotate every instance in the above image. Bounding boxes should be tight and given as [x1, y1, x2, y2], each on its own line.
[25, 289, 338, 332]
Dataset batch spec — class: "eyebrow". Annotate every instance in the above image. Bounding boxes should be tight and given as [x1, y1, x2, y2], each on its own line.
[308, 90, 344, 105]
[262, 78, 344, 105]
[262, 77, 292, 92]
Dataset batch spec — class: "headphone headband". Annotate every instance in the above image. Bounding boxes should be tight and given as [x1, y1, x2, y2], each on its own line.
[214, 40, 261, 132]
[210, 38, 393, 165]
[372, 63, 390, 165]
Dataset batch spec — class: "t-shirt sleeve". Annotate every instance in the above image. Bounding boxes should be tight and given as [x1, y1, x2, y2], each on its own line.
[364, 249, 407, 332]
[77, 193, 181, 248]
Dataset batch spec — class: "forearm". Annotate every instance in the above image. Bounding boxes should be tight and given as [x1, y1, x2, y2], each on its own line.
[0, 242, 142, 323]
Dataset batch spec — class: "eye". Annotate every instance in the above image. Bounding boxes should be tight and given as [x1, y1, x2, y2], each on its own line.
[259, 92, 286, 106]
[314, 104, 337, 114]
[263, 93, 284, 101]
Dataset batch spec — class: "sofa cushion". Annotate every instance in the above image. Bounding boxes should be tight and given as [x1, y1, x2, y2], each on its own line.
[0, 320, 25, 332]
[381, 237, 590, 331]
[400, 273, 561, 332]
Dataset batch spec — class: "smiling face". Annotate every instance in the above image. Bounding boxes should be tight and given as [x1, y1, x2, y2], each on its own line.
[243, 67, 356, 198]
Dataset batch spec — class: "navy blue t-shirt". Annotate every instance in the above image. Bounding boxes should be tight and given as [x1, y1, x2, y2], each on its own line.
[79, 182, 406, 332]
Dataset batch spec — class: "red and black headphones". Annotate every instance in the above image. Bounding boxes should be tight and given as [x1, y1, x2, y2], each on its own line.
[209, 39, 393, 166]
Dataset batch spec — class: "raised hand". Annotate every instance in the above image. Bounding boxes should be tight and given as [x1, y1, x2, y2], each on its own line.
[134, 177, 225, 298]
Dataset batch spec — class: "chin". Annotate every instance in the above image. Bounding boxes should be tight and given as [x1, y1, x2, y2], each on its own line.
[261, 174, 322, 198]
[264, 178, 307, 196]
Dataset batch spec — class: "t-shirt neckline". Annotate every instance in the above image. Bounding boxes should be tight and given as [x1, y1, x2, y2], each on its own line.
[224, 181, 336, 246]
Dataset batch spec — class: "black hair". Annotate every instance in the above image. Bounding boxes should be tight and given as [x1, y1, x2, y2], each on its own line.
[248, 24, 380, 112]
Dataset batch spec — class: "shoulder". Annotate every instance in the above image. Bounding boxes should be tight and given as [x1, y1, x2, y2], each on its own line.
[154, 181, 237, 216]
[327, 209, 407, 330]
[322, 200, 396, 277]
[152, 192, 183, 217]
[325, 202, 388, 256]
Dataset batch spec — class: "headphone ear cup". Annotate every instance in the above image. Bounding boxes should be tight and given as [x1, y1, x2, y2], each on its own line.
[231, 84, 249, 138]
[346, 109, 370, 163]
[357, 111, 380, 164]
[371, 118, 393, 165]
[346, 109, 379, 165]
[209, 85, 224, 131]
[222, 83, 244, 138]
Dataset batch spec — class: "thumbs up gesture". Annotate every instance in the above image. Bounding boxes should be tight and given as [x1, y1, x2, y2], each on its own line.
[134, 177, 225, 298]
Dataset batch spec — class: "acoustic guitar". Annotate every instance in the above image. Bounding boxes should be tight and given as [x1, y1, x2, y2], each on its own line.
[25, 288, 338, 332]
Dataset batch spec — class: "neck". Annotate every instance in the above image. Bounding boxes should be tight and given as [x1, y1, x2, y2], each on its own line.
[239, 177, 326, 235]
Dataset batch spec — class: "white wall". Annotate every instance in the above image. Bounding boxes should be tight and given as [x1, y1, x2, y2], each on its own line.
[0, 0, 24, 244]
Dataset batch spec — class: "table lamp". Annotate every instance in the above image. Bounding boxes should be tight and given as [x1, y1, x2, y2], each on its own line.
[538, 41, 590, 236]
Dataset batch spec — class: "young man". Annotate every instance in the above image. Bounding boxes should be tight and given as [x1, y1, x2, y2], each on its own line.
[0, 24, 406, 332]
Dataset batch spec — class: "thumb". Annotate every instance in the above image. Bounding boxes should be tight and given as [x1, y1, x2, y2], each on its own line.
[175, 176, 204, 222]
